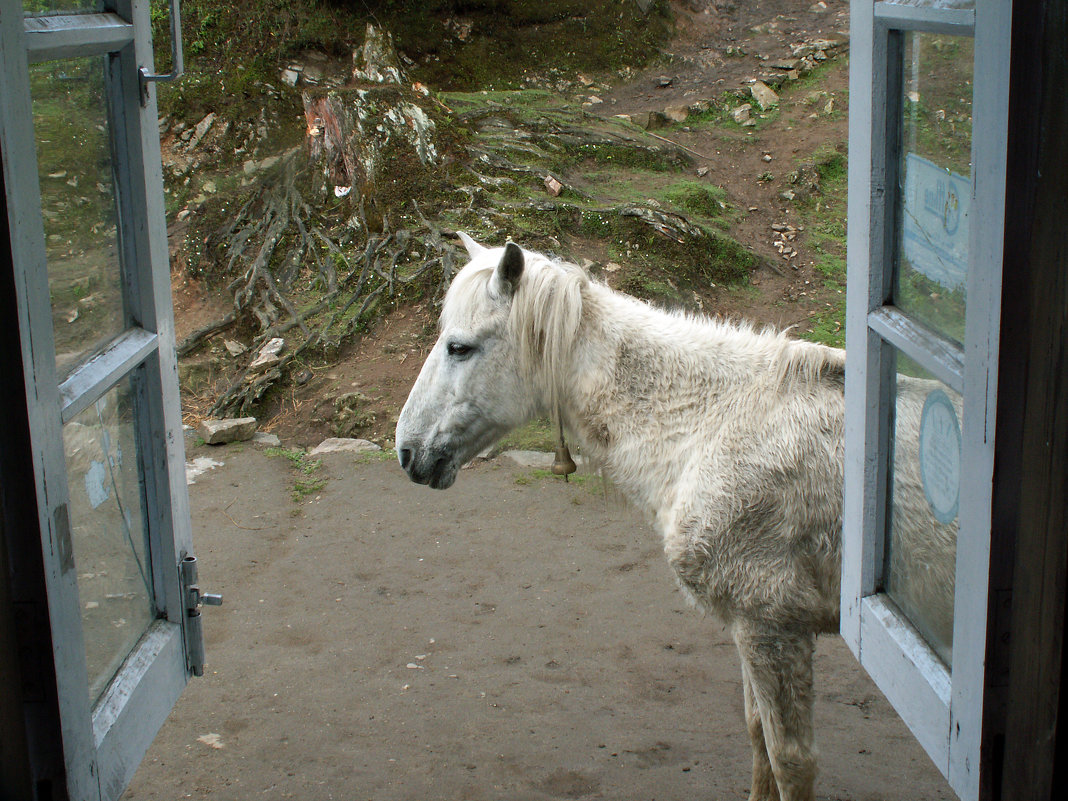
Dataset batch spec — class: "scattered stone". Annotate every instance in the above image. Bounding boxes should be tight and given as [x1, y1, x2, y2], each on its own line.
[176, 209, 191, 222]
[626, 111, 650, 128]
[202, 180, 217, 194]
[280, 68, 300, 87]
[762, 153, 773, 162]
[198, 417, 258, 445]
[780, 189, 797, 201]
[309, 438, 382, 456]
[824, 97, 836, 114]
[731, 104, 752, 124]
[696, 166, 710, 177]
[687, 99, 712, 115]
[810, 1, 828, 11]
[294, 368, 313, 386]
[643, 111, 669, 130]
[664, 104, 689, 123]
[544, 175, 563, 197]
[223, 339, 247, 356]
[249, 338, 285, 370]
[657, 76, 673, 88]
[585, 95, 603, 105]
[750, 81, 779, 111]
[251, 431, 282, 447]
[243, 155, 282, 175]
[186, 112, 216, 150]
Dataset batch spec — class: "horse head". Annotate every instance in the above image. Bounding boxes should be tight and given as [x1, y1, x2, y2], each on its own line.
[395, 234, 541, 489]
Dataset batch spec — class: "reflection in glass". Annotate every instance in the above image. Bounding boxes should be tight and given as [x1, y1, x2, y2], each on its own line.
[887, 354, 960, 666]
[64, 380, 153, 703]
[32, 56, 125, 378]
[23, 0, 100, 15]
[895, 32, 973, 344]
[878, 1, 975, 9]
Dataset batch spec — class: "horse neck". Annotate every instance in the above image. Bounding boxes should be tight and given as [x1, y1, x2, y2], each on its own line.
[555, 284, 765, 515]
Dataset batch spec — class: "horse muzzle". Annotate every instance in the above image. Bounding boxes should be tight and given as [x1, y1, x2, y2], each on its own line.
[397, 443, 458, 490]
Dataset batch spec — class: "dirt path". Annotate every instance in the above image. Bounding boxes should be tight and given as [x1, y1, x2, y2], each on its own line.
[123, 443, 952, 800]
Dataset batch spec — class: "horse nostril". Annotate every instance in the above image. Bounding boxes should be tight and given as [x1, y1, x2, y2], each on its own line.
[398, 447, 413, 470]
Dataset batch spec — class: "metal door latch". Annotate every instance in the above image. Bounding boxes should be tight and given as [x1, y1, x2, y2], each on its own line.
[180, 555, 222, 677]
[140, 0, 185, 103]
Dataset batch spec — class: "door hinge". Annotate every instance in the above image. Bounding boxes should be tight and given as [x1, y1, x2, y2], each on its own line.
[179, 554, 222, 677]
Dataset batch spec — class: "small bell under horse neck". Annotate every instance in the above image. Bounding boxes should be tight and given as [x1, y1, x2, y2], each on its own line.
[551, 415, 577, 481]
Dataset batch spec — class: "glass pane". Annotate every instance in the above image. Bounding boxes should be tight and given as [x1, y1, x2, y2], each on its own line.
[895, 32, 973, 345]
[64, 379, 153, 703]
[886, 353, 960, 666]
[24, 0, 100, 14]
[31, 55, 125, 378]
[878, 1, 975, 9]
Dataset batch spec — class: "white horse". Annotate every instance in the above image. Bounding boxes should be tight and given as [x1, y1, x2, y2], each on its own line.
[396, 236, 955, 801]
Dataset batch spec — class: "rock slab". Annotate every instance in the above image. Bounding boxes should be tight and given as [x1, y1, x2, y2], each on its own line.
[309, 437, 382, 456]
[199, 417, 258, 445]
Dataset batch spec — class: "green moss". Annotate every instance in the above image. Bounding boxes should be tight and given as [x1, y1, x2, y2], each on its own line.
[562, 142, 688, 173]
[663, 180, 729, 219]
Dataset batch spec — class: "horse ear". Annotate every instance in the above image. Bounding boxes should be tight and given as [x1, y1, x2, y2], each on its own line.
[495, 242, 524, 297]
[456, 231, 486, 258]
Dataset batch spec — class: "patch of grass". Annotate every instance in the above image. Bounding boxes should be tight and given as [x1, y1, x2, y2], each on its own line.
[800, 285, 846, 348]
[495, 418, 557, 454]
[354, 448, 399, 465]
[663, 181, 729, 219]
[524, 468, 605, 493]
[792, 143, 849, 348]
[265, 446, 328, 501]
[563, 142, 689, 173]
[505, 201, 756, 307]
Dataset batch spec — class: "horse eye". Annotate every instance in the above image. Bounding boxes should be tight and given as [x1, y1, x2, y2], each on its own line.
[446, 342, 474, 358]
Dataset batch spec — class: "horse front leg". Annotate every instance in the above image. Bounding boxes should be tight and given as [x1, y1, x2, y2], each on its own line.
[733, 625, 817, 801]
[741, 664, 780, 801]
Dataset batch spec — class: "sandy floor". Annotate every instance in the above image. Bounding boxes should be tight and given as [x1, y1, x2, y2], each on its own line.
[123, 442, 953, 801]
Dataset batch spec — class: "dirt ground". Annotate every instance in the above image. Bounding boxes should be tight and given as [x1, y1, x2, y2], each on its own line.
[122, 443, 953, 801]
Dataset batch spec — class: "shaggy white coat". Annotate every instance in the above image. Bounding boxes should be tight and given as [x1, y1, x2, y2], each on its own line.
[396, 237, 956, 801]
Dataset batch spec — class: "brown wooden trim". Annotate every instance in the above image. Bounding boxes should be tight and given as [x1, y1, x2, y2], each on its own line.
[992, 1, 1068, 799]
[0, 130, 69, 801]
